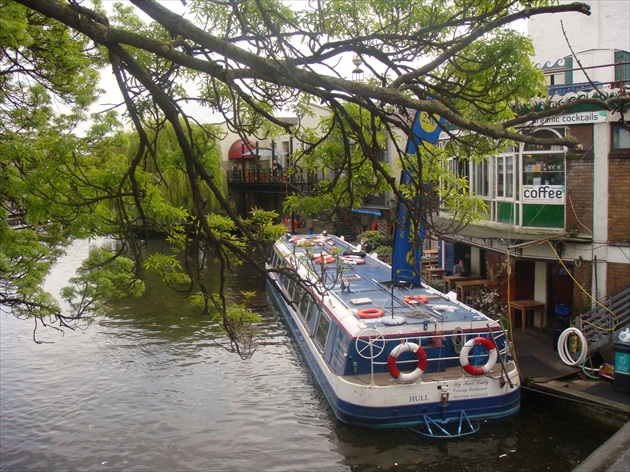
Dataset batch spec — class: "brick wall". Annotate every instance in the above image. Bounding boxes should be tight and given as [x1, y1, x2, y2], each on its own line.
[565, 149, 594, 235]
[608, 154, 630, 244]
[572, 261, 593, 314]
[607, 262, 630, 296]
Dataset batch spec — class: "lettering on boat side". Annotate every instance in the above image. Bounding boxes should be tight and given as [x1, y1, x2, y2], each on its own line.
[451, 378, 491, 399]
[409, 394, 429, 402]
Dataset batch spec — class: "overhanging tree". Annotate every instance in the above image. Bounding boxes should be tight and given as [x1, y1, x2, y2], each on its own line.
[3, 0, 627, 349]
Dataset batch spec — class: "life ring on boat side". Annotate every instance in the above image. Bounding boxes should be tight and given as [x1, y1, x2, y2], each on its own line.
[357, 308, 384, 319]
[403, 295, 429, 304]
[459, 337, 498, 376]
[387, 342, 428, 382]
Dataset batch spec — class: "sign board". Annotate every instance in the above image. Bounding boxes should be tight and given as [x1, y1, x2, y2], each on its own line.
[522, 185, 565, 203]
[532, 111, 608, 127]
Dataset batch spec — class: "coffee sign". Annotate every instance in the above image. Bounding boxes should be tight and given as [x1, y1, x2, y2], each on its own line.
[522, 185, 565, 203]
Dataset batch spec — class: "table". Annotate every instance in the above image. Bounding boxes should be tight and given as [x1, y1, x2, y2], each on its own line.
[421, 258, 438, 268]
[509, 299, 546, 334]
[425, 267, 446, 283]
[455, 279, 489, 302]
[443, 275, 483, 294]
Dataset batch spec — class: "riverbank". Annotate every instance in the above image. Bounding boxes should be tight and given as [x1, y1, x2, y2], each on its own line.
[513, 328, 629, 471]
[572, 421, 630, 472]
[513, 328, 629, 419]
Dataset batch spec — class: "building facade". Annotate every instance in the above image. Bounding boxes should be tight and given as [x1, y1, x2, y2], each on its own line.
[215, 1, 629, 329]
[435, 0, 629, 328]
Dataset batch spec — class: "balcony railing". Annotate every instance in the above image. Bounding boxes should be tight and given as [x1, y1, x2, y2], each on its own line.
[227, 169, 320, 196]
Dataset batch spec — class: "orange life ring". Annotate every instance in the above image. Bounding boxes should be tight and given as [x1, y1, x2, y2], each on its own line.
[459, 337, 498, 376]
[313, 255, 335, 264]
[403, 295, 429, 304]
[357, 308, 384, 319]
[387, 342, 428, 382]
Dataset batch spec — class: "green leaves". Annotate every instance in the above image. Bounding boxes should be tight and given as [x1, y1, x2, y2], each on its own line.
[144, 252, 191, 292]
[2, 0, 608, 347]
[0, 2, 102, 110]
[0, 224, 60, 320]
[61, 248, 145, 320]
[284, 102, 392, 218]
[440, 29, 547, 122]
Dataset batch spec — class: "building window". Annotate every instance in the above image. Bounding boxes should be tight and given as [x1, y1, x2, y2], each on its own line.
[612, 123, 630, 149]
[614, 50, 630, 85]
[521, 128, 566, 228]
[522, 130, 566, 187]
[471, 160, 489, 198]
[493, 151, 517, 224]
[443, 128, 566, 229]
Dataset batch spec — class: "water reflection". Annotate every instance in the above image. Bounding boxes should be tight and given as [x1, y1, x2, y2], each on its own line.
[0, 238, 617, 472]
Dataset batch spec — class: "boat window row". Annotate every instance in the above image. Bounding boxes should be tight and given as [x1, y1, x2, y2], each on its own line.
[271, 250, 331, 354]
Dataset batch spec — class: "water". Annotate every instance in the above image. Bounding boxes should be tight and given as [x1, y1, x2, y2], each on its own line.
[0, 240, 617, 471]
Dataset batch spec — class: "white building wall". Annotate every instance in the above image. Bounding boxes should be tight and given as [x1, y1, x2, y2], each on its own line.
[592, 121, 611, 300]
[534, 261, 548, 328]
[528, 0, 630, 66]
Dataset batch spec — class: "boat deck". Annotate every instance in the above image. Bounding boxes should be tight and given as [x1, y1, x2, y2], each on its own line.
[284, 235, 491, 329]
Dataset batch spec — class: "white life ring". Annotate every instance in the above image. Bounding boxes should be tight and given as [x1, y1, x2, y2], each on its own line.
[387, 342, 427, 383]
[557, 327, 588, 366]
[459, 337, 497, 376]
[341, 256, 366, 265]
[381, 315, 406, 326]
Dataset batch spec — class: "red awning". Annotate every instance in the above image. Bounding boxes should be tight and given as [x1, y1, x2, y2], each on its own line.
[228, 139, 257, 159]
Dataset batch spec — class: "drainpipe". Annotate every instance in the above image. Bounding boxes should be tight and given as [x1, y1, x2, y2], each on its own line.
[593, 254, 598, 301]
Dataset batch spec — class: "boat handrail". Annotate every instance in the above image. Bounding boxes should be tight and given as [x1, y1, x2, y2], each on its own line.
[367, 278, 446, 321]
[358, 329, 511, 368]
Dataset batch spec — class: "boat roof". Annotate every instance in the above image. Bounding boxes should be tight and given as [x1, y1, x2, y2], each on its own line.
[274, 234, 494, 333]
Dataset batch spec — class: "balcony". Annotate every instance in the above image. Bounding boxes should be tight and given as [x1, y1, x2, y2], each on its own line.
[227, 169, 320, 196]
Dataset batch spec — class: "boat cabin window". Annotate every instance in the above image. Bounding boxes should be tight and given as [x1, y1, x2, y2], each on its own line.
[315, 313, 331, 352]
[285, 278, 296, 299]
[305, 299, 319, 334]
[298, 292, 311, 318]
[293, 286, 305, 305]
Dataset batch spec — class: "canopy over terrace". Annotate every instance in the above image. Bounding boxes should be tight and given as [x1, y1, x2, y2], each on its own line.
[228, 139, 287, 161]
[242, 148, 287, 159]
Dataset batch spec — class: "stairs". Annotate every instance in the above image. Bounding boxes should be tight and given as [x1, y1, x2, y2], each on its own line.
[576, 287, 630, 353]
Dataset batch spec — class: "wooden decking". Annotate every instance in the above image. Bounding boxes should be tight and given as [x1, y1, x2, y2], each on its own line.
[512, 327, 630, 415]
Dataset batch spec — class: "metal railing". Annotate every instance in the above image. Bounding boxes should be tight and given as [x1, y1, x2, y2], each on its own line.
[227, 169, 320, 195]
[576, 287, 630, 352]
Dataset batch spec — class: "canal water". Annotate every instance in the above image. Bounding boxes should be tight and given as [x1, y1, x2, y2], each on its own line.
[0, 239, 617, 471]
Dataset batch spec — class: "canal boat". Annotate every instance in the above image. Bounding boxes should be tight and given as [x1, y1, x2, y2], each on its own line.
[266, 233, 521, 433]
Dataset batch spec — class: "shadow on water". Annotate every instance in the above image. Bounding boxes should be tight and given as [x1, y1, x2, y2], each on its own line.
[100, 237, 274, 345]
[329, 388, 619, 471]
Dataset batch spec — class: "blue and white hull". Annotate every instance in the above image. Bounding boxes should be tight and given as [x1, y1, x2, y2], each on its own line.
[267, 234, 521, 430]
